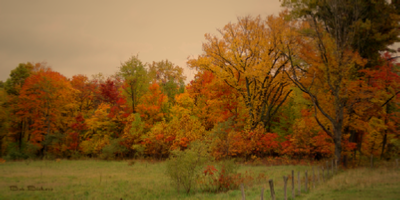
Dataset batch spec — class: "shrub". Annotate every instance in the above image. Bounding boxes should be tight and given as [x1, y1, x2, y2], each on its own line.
[198, 159, 256, 193]
[5, 141, 39, 160]
[100, 138, 128, 160]
[165, 141, 212, 194]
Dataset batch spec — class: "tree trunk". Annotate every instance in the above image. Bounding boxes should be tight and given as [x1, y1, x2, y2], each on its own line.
[334, 125, 342, 164]
[19, 120, 24, 150]
[381, 132, 387, 160]
[381, 104, 389, 159]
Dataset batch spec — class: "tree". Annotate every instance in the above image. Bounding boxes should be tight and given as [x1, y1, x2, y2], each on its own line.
[119, 55, 149, 113]
[188, 14, 294, 130]
[136, 83, 168, 131]
[4, 63, 34, 96]
[70, 74, 97, 113]
[16, 66, 76, 157]
[282, 0, 400, 163]
[281, 4, 368, 162]
[148, 59, 186, 85]
[360, 53, 400, 159]
[187, 70, 246, 130]
[0, 88, 9, 156]
[82, 103, 115, 156]
[282, 0, 400, 68]
[148, 60, 186, 104]
[3, 63, 37, 155]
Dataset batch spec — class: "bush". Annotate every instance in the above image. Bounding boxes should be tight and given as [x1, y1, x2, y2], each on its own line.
[100, 138, 128, 160]
[198, 159, 254, 193]
[5, 141, 39, 160]
[165, 141, 212, 194]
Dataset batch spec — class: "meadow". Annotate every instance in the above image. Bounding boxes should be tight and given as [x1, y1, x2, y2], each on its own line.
[0, 159, 399, 200]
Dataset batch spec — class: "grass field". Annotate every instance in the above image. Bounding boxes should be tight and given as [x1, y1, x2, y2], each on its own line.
[0, 159, 399, 200]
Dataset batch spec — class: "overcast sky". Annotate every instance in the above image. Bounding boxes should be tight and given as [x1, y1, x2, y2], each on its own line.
[0, 0, 283, 83]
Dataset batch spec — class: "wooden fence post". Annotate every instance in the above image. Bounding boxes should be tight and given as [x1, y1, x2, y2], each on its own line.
[322, 167, 325, 182]
[332, 159, 334, 175]
[283, 176, 288, 200]
[241, 183, 245, 200]
[396, 159, 399, 168]
[305, 170, 308, 193]
[292, 170, 295, 200]
[260, 187, 264, 200]
[269, 179, 275, 200]
[297, 171, 301, 195]
[312, 166, 315, 189]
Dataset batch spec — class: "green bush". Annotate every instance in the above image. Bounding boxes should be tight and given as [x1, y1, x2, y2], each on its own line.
[5, 141, 39, 160]
[100, 138, 128, 160]
[165, 141, 213, 194]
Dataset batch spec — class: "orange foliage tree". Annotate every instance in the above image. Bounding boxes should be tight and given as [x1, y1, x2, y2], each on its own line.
[136, 83, 168, 131]
[16, 67, 76, 156]
[187, 70, 246, 130]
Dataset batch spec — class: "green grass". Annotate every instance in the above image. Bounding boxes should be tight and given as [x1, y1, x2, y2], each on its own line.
[0, 159, 398, 199]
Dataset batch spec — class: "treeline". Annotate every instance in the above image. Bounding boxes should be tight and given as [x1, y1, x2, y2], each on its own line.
[0, 1, 400, 163]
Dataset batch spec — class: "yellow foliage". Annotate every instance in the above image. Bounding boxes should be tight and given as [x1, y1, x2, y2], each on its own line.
[188, 12, 295, 129]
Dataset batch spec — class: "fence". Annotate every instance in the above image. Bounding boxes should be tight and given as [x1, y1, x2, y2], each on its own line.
[239, 158, 399, 200]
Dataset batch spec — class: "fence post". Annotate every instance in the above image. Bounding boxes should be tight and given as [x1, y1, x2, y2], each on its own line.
[241, 183, 245, 200]
[322, 167, 325, 182]
[397, 159, 399, 168]
[332, 159, 334, 175]
[312, 166, 315, 189]
[269, 179, 275, 200]
[260, 187, 264, 200]
[292, 170, 295, 200]
[305, 171, 308, 192]
[283, 176, 288, 200]
[297, 171, 301, 195]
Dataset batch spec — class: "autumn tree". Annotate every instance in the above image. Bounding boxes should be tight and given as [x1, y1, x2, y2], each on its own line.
[16, 66, 76, 157]
[3, 63, 36, 154]
[118, 55, 149, 113]
[360, 53, 400, 159]
[149, 59, 186, 84]
[136, 83, 168, 131]
[282, 0, 400, 68]
[70, 74, 97, 113]
[282, 0, 400, 163]
[82, 103, 115, 156]
[188, 14, 294, 130]
[187, 70, 246, 130]
[281, 4, 369, 162]
[0, 88, 9, 156]
[148, 60, 186, 103]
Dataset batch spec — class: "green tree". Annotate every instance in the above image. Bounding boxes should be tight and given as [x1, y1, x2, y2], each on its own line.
[4, 63, 34, 96]
[148, 60, 186, 104]
[118, 55, 150, 113]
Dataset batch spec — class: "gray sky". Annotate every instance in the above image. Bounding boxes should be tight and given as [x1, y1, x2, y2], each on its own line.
[0, 0, 283, 83]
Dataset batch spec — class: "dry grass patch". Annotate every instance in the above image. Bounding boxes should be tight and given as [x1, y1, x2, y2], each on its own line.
[302, 166, 400, 200]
